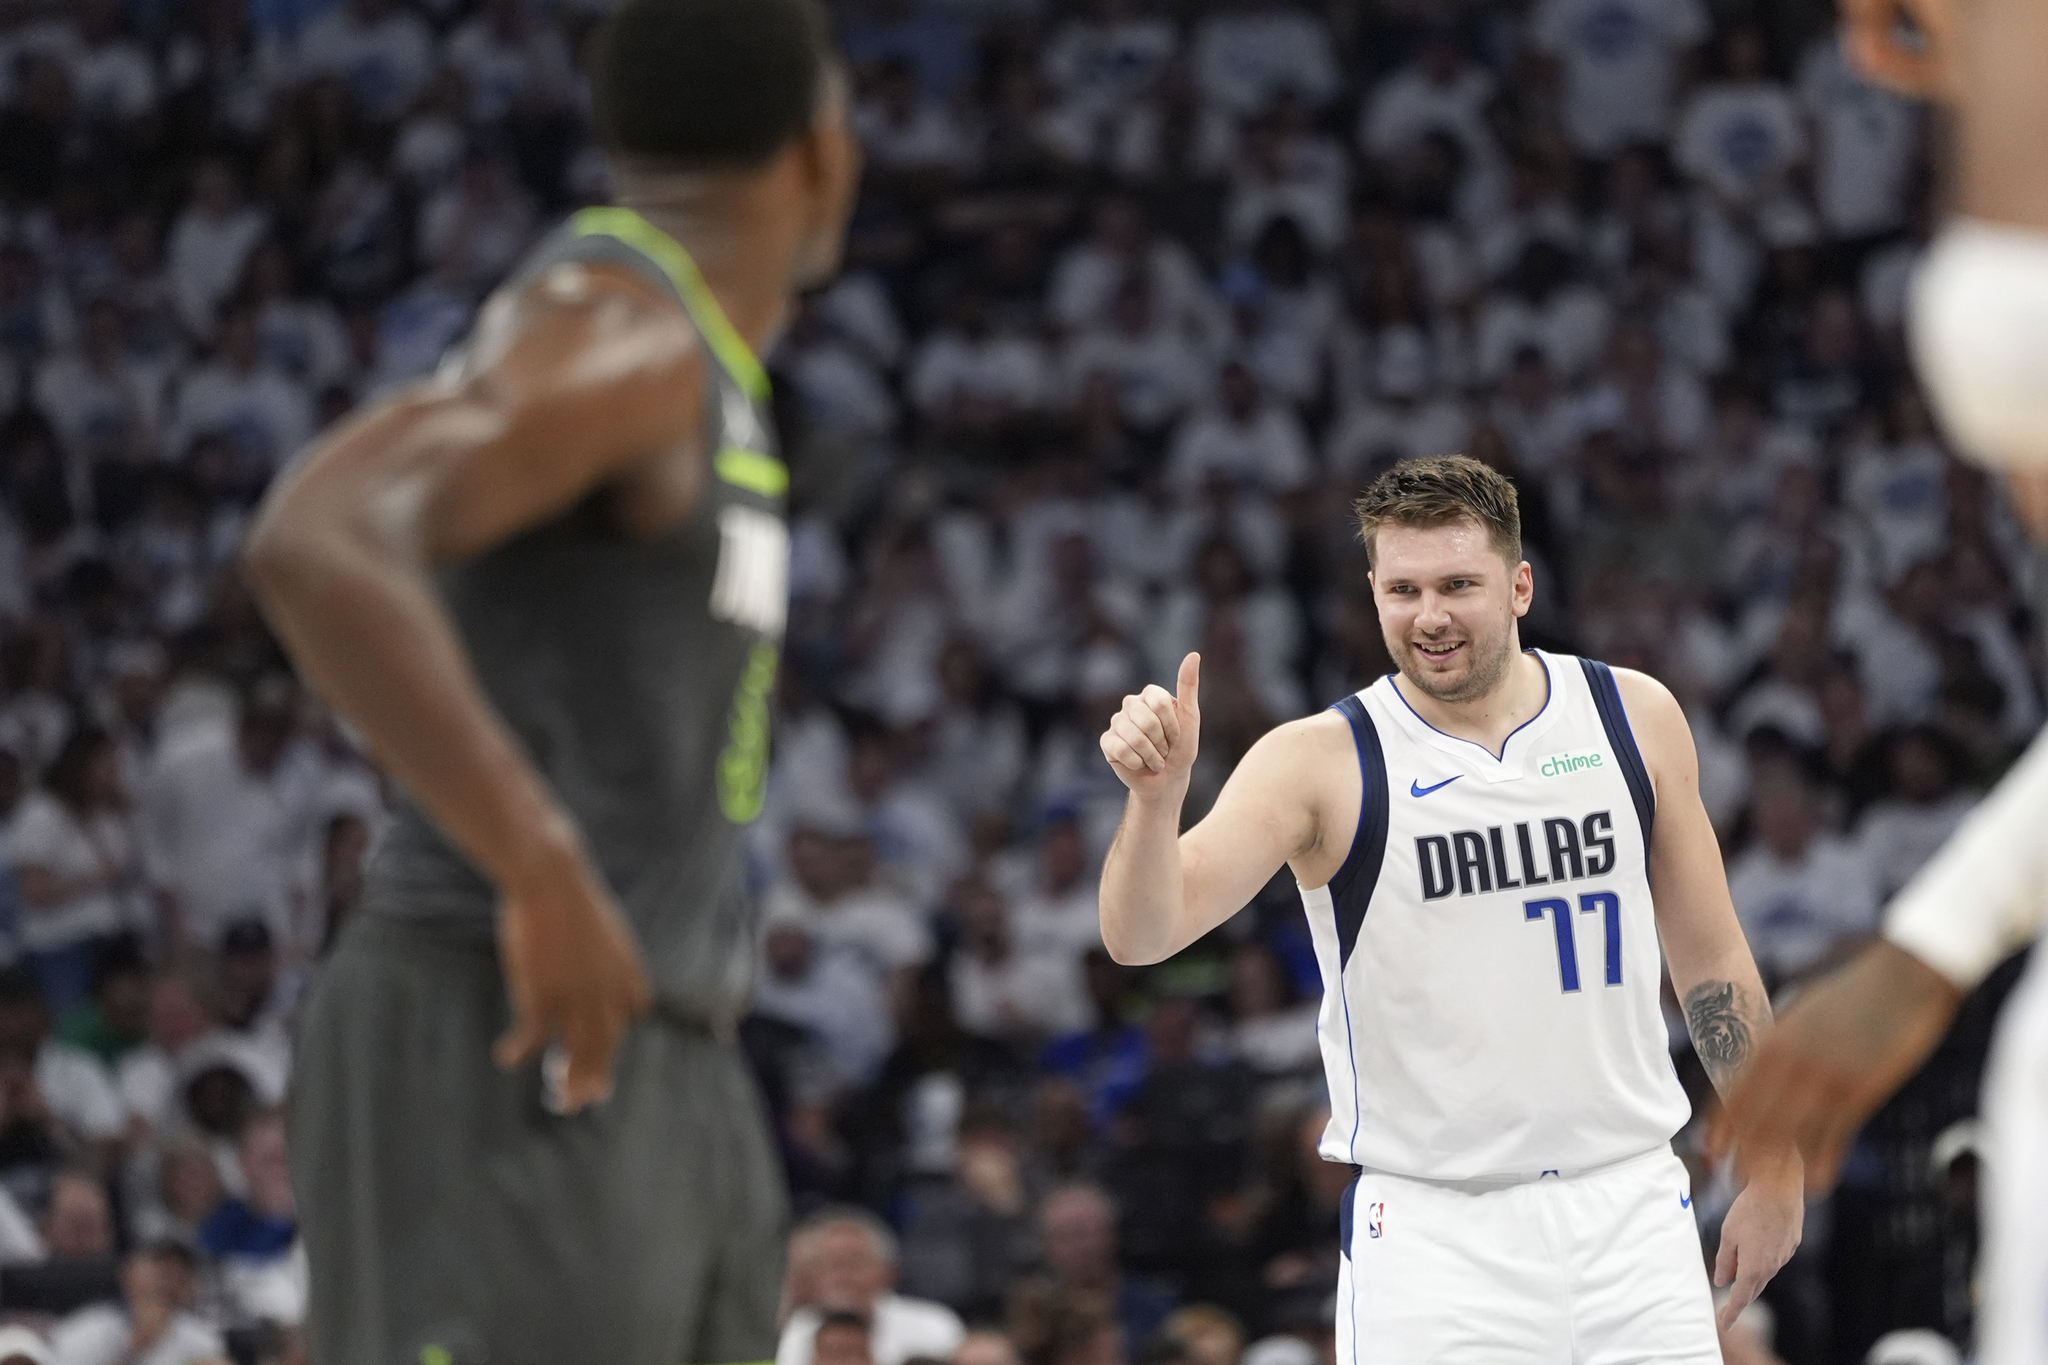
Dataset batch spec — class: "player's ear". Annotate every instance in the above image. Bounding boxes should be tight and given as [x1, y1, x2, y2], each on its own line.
[1511, 559, 1534, 616]
[790, 65, 860, 284]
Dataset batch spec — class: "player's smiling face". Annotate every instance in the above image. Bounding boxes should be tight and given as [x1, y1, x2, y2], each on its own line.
[1370, 517, 1532, 704]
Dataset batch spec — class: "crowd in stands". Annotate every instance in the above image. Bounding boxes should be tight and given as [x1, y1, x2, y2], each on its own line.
[0, 0, 2024, 1363]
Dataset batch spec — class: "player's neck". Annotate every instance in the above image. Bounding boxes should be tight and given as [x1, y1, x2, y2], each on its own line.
[621, 183, 797, 356]
[1393, 645, 1548, 756]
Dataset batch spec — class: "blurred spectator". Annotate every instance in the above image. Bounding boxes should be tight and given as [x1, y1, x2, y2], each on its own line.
[295, 0, 435, 124]
[142, 678, 320, 957]
[1532, 0, 1709, 157]
[12, 729, 138, 1014]
[1190, 1, 1337, 118]
[48, 1241, 223, 1365]
[753, 900, 896, 1091]
[812, 1313, 875, 1365]
[1853, 729, 1976, 903]
[1165, 363, 1312, 498]
[0, 1326, 53, 1365]
[1726, 776, 1880, 989]
[948, 877, 1090, 1044]
[54, 936, 149, 1074]
[200, 1109, 301, 1328]
[165, 161, 264, 345]
[0, 968, 126, 1164]
[1012, 1183, 1174, 1360]
[779, 1207, 966, 1365]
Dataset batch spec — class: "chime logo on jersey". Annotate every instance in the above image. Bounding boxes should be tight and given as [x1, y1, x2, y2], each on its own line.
[1415, 810, 1618, 900]
[709, 504, 789, 637]
[1538, 749, 1606, 778]
[1367, 1203, 1384, 1239]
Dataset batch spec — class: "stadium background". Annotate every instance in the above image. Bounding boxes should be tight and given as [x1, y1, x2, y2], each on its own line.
[0, 0, 2022, 1363]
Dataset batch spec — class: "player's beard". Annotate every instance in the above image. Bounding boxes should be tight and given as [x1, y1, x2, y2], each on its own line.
[1389, 610, 1516, 704]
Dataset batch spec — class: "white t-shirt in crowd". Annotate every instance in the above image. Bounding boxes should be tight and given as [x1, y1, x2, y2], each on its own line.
[1675, 81, 1806, 203]
[1472, 286, 1613, 383]
[777, 1295, 966, 1365]
[293, 4, 436, 122]
[33, 352, 169, 461]
[1727, 836, 1880, 983]
[1041, 17, 1176, 114]
[37, 1040, 128, 1144]
[69, 38, 157, 121]
[1166, 401, 1314, 495]
[1325, 398, 1474, 479]
[949, 947, 1091, 1040]
[753, 947, 895, 1088]
[908, 332, 1050, 416]
[169, 361, 314, 470]
[444, 15, 577, 124]
[142, 734, 324, 949]
[1533, 0, 1709, 154]
[1061, 324, 1210, 429]
[1191, 10, 1338, 114]
[165, 205, 266, 341]
[51, 1305, 224, 1365]
[1798, 37, 1921, 238]
[1855, 794, 1976, 904]
[8, 793, 129, 953]
[1358, 65, 1495, 159]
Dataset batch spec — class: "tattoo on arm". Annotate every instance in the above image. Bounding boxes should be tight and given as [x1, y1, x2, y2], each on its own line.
[1684, 980, 1755, 1087]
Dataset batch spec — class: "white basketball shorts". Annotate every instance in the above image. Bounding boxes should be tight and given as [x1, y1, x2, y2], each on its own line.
[1334, 1145, 1719, 1365]
[1980, 952, 2048, 1365]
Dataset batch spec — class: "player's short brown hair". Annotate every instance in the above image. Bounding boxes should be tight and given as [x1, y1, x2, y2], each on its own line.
[1353, 455, 1522, 568]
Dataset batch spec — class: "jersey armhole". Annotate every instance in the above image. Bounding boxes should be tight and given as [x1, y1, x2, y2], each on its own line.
[1326, 694, 1391, 966]
[1578, 658, 1656, 858]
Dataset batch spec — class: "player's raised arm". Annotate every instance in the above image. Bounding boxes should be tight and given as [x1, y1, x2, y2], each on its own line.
[1098, 652, 1341, 964]
[1612, 666, 1801, 1329]
[242, 262, 707, 1109]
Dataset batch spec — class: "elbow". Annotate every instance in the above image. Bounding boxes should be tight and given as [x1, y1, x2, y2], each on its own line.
[1101, 938, 1144, 968]
[241, 490, 373, 611]
[1097, 923, 1163, 968]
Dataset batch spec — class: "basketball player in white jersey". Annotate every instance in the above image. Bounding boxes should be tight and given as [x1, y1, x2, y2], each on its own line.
[1098, 456, 1803, 1363]
[1711, 6, 2048, 1364]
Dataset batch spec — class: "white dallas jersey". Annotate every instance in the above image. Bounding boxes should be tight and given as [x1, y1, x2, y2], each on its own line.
[1300, 650, 1690, 1181]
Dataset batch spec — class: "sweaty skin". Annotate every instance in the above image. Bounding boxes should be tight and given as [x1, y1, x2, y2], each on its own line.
[1096, 517, 1801, 1329]
[244, 87, 860, 1112]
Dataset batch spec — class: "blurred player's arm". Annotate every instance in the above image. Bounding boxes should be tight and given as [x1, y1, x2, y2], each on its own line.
[1098, 656, 1341, 965]
[243, 261, 707, 1108]
[1715, 728, 2048, 1190]
[1615, 668, 1801, 1329]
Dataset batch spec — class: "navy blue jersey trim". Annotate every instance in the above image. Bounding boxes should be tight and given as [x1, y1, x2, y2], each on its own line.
[1328, 695, 1391, 967]
[1338, 1171, 1361, 1259]
[1580, 658, 1655, 858]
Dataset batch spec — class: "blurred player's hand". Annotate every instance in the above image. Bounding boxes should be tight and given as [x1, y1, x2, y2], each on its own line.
[1708, 940, 1962, 1191]
[1712, 1154, 1802, 1332]
[1100, 652, 1200, 799]
[493, 840, 654, 1112]
[1841, 0, 1963, 99]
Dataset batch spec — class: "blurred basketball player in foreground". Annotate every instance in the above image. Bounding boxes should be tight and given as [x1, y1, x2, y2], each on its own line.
[241, 0, 857, 1360]
[1715, 3, 2048, 1364]
[1098, 457, 1802, 1363]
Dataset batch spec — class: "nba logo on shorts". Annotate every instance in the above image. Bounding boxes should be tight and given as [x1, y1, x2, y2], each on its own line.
[1367, 1202, 1384, 1239]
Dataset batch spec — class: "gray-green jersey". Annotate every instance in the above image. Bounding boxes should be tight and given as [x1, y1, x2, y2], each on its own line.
[357, 207, 786, 1022]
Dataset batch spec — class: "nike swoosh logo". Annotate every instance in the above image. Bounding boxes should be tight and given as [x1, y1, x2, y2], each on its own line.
[1680, 1193, 1692, 1209]
[1410, 776, 1461, 797]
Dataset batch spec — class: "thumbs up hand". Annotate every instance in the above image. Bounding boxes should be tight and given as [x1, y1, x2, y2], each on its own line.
[1099, 652, 1201, 799]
